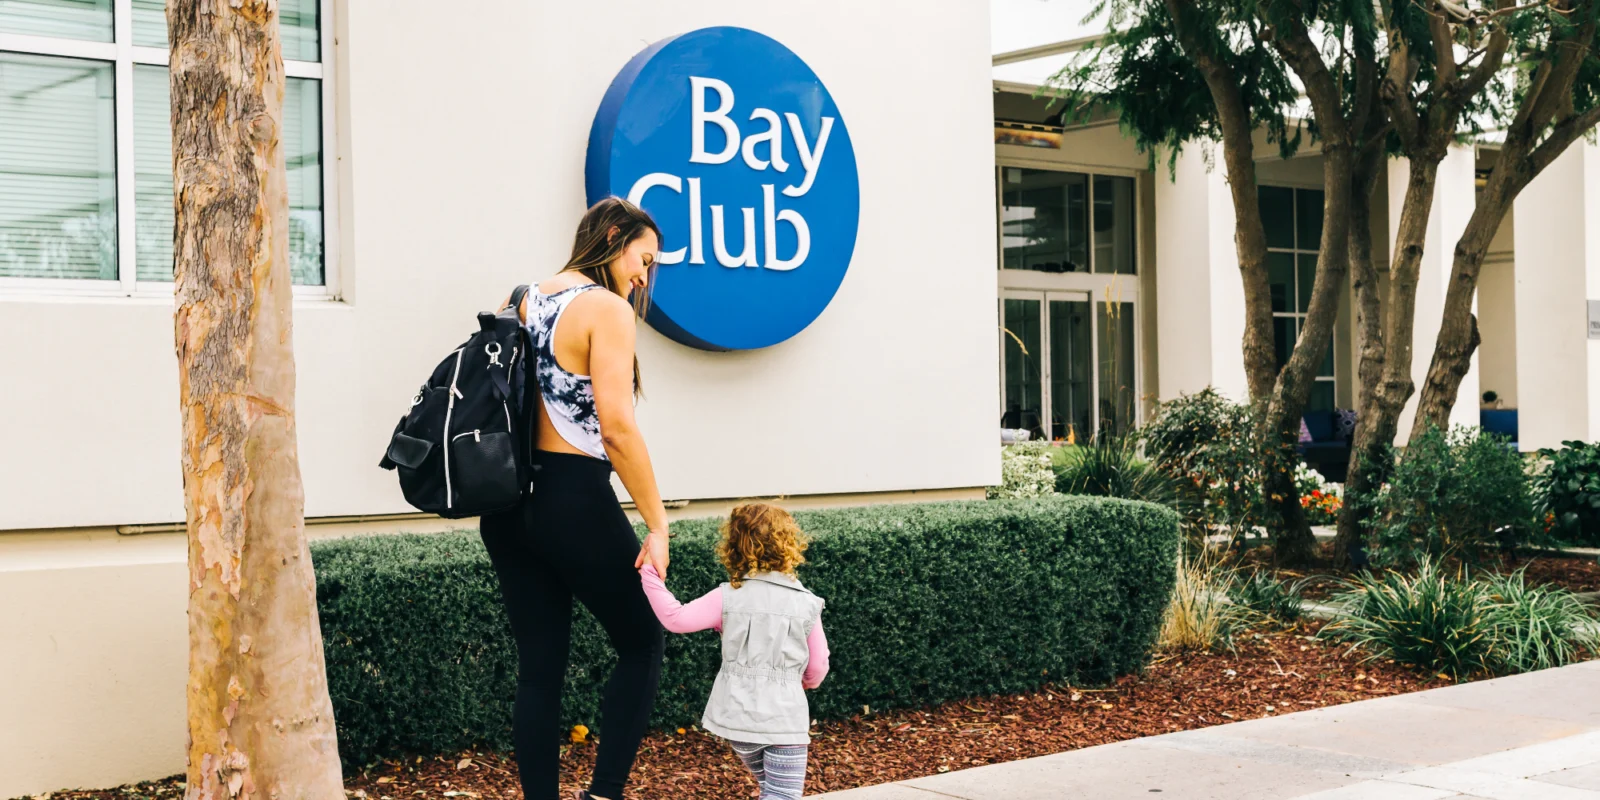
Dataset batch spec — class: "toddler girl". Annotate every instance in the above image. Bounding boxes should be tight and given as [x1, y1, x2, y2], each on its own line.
[639, 503, 829, 799]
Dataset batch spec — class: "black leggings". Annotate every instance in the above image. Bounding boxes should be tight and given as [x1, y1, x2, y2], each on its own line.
[479, 450, 665, 800]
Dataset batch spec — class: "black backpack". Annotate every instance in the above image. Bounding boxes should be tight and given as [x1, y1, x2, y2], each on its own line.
[379, 285, 536, 518]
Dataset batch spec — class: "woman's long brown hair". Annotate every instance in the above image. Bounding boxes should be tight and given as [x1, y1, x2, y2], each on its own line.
[560, 197, 661, 395]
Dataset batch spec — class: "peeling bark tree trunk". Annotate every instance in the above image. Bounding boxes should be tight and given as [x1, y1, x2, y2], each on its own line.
[169, 1, 344, 797]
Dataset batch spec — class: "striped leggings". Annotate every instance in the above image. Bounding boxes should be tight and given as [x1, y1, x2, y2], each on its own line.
[731, 741, 809, 800]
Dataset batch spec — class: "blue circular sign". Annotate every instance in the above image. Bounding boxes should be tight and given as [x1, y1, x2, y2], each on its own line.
[586, 26, 860, 351]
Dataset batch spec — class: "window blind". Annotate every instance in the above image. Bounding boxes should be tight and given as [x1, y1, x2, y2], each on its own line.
[0, 0, 111, 42]
[0, 52, 117, 280]
[133, 68, 323, 284]
[132, 0, 320, 62]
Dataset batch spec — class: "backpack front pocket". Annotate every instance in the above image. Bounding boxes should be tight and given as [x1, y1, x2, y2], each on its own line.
[450, 430, 520, 513]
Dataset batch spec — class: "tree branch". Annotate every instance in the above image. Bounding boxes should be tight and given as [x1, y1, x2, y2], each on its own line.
[1457, 0, 1515, 102]
[1527, 104, 1600, 177]
[1514, 15, 1597, 137]
[1429, 2, 1461, 88]
[1353, 17, 1381, 139]
[1264, 2, 1354, 143]
[1165, 0, 1282, 400]
[1383, 11, 1424, 146]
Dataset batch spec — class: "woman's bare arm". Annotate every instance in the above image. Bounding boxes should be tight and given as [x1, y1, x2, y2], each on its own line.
[588, 294, 671, 575]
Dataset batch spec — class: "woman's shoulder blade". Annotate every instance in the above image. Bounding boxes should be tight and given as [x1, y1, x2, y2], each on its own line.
[571, 288, 634, 324]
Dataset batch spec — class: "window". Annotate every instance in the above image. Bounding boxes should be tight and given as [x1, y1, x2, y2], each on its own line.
[1260, 185, 1335, 411]
[1098, 300, 1136, 436]
[1, 0, 331, 291]
[1002, 292, 1125, 443]
[1001, 167, 1135, 274]
[998, 164, 1142, 440]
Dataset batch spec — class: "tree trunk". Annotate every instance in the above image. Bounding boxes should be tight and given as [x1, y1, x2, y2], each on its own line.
[169, 1, 344, 797]
[1411, 16, 1600, 436]
[1257, 134, 1355, 566]
[1336, 156, 1442, 566]
[1411, 177, 1506, 438]
[1265, 415, 1319, 565]
[1161, 0, 1279, 401]
[1334, 143, 1388, 569]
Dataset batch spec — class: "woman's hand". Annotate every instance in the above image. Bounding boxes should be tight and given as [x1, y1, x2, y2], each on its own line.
[635, 529, 671, 579]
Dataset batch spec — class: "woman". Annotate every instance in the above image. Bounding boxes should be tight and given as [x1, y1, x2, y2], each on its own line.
[480, 197, 672, 800]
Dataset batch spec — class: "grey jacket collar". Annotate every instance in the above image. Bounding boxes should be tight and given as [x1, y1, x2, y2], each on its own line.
[740, 571, 812, 593]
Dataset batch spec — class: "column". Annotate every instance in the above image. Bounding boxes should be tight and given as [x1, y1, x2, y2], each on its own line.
[1513, 142, 1600, 449]
[1154, 143, 1251, 403]
[1394, 145, 1481, 442]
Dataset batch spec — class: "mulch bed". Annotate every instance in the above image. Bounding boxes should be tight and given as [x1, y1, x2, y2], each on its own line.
[25, 621, 1452, 800]
[1232, 543, 1600, 601]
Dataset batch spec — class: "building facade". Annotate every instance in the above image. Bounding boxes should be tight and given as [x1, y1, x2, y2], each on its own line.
[4, 0, 1600, 794]
[0, 1, 997, 793]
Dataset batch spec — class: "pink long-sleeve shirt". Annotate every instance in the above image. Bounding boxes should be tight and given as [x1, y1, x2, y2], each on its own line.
[639, 564, 830, 689]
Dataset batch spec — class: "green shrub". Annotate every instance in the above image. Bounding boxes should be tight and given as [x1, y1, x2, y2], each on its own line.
[1324, 559, 1598, 680]
[1143, 388, 1241, 461]
[1231, 570, 1306, 623]
[1323, 559, 1496, 680]
[1368, 425, 1535, 568]
[1532, 440, 1600, 546]
[1481, 569, 1600, 674]
[1142, 390, 1268, 546]
[313, 496, 1180, 768]
[989, 441, 1057, 499]
[1054, 434, 1178, 508]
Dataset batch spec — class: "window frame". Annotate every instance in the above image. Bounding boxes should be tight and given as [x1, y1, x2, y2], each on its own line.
[0, 0, 338, 299]
[996, 157, 1145, 435]
[1260, 182, 1336, 403]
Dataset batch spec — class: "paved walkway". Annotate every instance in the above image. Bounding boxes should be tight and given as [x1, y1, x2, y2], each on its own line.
[815, 660, 1600, 800]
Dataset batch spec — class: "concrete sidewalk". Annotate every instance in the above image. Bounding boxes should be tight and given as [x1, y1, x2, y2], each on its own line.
[816, 660, 1600, 800]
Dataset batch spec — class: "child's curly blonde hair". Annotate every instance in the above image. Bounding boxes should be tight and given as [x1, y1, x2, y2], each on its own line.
[716, 503, 808, 588]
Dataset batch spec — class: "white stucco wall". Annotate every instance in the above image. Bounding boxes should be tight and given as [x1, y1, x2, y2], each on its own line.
[1515, 142, 1600, 449]
[0, 0, 999, 534]
[1478, 240, 1518, 410]
[1153, 143, 1250, 403]
[0, 1, 997, 794]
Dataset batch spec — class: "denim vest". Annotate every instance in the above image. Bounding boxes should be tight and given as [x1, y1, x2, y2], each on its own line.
[700, 571, 824, 745]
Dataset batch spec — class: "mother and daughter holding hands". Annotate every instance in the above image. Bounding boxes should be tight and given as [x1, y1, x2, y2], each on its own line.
[479, 197, 830, 800]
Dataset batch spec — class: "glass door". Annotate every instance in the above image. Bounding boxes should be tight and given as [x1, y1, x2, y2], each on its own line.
[1001, 293, 1045, 440]
[1002, 290, 1093, 443]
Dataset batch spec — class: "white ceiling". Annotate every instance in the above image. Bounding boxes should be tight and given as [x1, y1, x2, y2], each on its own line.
[991, 0, 1105, 57]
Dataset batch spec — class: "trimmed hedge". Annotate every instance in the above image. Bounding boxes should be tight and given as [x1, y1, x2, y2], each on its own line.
[313, 496, 1180, 768]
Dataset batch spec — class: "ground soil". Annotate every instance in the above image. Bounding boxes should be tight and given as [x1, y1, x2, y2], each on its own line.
[1232, 544, 1600, 601]
[24, 621, 1454, 800]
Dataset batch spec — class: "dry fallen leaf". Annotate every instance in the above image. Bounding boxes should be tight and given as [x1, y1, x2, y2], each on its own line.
[456, 758, 472, 770]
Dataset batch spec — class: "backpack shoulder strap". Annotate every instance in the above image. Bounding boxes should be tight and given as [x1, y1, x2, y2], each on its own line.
[509, 284, 531, 310]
